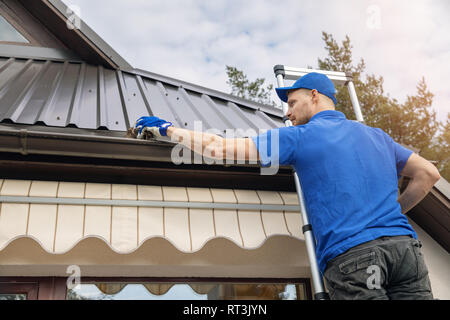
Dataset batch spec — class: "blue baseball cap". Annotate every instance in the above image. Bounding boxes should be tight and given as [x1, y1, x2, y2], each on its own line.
[276, 72, 337, 105]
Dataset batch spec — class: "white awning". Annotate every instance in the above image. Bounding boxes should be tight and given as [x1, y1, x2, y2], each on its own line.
[0, 179, 304, 253]
[0, 179, 309, 278]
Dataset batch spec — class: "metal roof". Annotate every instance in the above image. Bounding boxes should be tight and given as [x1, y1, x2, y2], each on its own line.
[0, 56, 283, 136]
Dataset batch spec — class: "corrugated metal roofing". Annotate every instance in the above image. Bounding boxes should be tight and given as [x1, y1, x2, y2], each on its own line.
[0, 56, 284, 137]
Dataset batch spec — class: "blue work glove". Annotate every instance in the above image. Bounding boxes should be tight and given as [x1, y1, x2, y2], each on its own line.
[134, 116, 173, 139]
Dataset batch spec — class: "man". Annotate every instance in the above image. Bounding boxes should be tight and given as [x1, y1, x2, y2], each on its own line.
[134, 72, 440, 300]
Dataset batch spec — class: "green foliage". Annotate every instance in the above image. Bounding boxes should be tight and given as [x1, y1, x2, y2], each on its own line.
[318, 31, 448, 180]
[225, 66, 275, 106]
[425, 114, 450, 179]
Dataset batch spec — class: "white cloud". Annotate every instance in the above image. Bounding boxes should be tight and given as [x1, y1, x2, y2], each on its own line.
[63, 0, 449, 123]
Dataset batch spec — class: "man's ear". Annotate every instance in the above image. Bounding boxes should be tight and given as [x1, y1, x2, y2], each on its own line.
[310, 89, 319, 102]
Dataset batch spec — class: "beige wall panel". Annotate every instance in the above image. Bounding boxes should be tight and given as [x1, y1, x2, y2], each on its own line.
[234, 189, 261, 204]
[261, 211, 290, 237]
[0, 203, 28, 249]
[257, 191, 284, 205]
[27, 204, 57, 252]
[54, 205, 84, 252]
[285, 213, 303, 239]
[189, 209, 215, 251]
[29, 181, 59, 197]
[0, 179, 31, 196]
[238, 210, 266, 248]
[57, 182, 85, 198]
[137, 185, 163, 201]
[111, 184, 137, 200]
[409, 219, 450, 300]
[84, 206, 111, 243]
[85, 183, 111, 199]
[111, 206, 138, 252]
[162, 187, 188, 202]
[138, 207, 164, 244]
[279, 192, 299, 205]
[186, 187, 213, 202]
[210, 189, 237, 203]
[164, 208, 191, 251]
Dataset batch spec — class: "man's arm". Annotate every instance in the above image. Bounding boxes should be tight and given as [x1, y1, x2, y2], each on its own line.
[397, 153, 441, 214]
[166, 126, 260, 162]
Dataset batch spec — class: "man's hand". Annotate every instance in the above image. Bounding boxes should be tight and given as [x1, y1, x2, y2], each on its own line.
[398, 153, 441, 214]
[134, 116, 173, 139]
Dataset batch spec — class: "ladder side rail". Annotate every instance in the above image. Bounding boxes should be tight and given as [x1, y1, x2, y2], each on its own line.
[347, 80, 364, 122]
[275, 72, 329, 300]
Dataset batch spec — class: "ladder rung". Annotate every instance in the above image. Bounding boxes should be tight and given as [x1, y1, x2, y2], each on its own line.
[275, 65, 352, 86]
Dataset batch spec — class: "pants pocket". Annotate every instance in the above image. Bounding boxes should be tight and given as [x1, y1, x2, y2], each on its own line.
[411, 239, 429, 281]
[338, 250, 377, 274]
[324, 248, 386, 299]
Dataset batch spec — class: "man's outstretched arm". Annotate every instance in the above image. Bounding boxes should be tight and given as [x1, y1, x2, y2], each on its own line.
[166, 126, 260, 162]
[398, 153, 441, 214]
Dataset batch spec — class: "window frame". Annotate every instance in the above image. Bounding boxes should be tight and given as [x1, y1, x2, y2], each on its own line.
[0, 277, 67, 300]
[68, 277, 313, 300]
[0, 4, 38, 46]
[0, 283, 38, 300]
[0, 277, 312, 300]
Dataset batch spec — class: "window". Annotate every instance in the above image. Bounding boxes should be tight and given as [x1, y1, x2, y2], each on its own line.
[0, 277, 66, 300]
[0, 283, 38, 300]
[67, 279, 311, 300]
[0, 15, 29, 43]
[0, 293, 27, 300]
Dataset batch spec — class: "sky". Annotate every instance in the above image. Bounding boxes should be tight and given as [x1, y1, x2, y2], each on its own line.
[61, 0, 449, 124]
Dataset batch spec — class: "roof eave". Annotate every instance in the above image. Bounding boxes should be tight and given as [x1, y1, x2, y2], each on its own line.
[0, 123, 272, 168]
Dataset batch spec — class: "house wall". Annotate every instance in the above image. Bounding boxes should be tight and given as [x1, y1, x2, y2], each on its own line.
[408, 218, 450, 300]
[0, 179, 448, 299]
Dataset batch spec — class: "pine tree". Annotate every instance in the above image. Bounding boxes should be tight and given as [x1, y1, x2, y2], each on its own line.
[225, 66, 275, 106]
[425, 114, 450, 180]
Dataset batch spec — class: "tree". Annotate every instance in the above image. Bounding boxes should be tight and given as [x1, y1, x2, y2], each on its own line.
[425, 114, 450, 180]
[394, 78, 439, 151]
[225, 66, 275, 106]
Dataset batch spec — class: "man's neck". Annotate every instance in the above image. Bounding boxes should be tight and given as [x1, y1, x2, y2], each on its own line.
[312, 107, 335, 117]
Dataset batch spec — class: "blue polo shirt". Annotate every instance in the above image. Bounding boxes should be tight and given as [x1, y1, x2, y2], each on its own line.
[251, 110, 417, 274]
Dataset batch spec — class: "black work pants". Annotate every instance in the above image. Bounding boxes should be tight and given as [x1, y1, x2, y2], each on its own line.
[323, 235, 434, 300]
